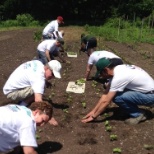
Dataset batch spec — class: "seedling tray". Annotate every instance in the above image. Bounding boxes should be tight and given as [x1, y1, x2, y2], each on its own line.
[67, 52, 77, 57]
[66, 81, 85, 93]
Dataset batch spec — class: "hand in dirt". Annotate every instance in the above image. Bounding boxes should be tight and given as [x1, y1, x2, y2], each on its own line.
[48, 117, 58, 126]
[81, 116, 94, 123]
[81, 111, 95, 123]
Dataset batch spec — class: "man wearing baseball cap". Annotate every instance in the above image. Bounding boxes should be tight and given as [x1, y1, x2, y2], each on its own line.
[37, 38, 66, 64]
[3, 60, 62, 126]
[42, 16, 64, 40]
[82, 58, 154, 125]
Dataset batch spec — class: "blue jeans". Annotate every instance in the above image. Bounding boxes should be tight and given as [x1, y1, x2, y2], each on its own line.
[37, 50, 48, 65]
[113, 90, 154, 117]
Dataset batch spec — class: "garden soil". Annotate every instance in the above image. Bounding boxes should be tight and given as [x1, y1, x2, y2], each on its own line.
[0, 26, 154, 154]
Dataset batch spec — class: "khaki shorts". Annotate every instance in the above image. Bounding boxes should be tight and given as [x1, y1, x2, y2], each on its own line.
[7, 87, 34, 101]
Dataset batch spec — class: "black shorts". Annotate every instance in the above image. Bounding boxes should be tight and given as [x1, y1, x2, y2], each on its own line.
[86, 37, 97, 50]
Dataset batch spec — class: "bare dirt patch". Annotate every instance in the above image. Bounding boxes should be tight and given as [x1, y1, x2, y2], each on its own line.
[0, 26, 154, 154]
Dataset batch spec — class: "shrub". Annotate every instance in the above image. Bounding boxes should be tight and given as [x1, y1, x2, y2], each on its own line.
[16, 14, 34, 26]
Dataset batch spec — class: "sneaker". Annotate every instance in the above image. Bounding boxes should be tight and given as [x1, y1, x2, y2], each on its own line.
[125, 113, 147, 125]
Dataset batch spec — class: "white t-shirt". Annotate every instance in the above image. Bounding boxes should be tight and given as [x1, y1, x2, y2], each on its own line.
[37, 40, 59, 54]
[88, 51, 121, 65]
[3, 60, 45, 95]
[0, 105, 37, 152]
[42, 20, 58, 35]
[109, 65, 154, 93]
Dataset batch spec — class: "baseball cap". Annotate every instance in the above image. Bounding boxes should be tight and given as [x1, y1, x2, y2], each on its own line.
[57, 37, 64, 45]
[57, 16, 64, 23]
[48, 60, 62, 78]
[95, 58, 111, 76]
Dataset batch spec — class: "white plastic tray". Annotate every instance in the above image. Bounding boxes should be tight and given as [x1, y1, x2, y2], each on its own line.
[66, 81, 85, 93]
[67, 52, 77, 57]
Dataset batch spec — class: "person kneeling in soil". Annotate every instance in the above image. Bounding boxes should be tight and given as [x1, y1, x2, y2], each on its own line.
[79, 33, 97, 55]
[3, 60, 62, 126]
[82, 58, 154, 125]
[0, 101, 53, 154]
[85, 50, 123, 81]
[37, 38, 67, 64]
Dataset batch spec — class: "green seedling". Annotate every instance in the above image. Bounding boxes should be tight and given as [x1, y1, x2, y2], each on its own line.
[110, 134, 118, 141]
[48, 95, 52, 100]
[105, 125, 112, 132]
[81, 101, 86, 108]
[113, 148, 122, 153]
[75, 78, 86, 86]
[38, 129, 43, 133]
[51, 92, 55, 97]
[105, 120, 109, 126]
[36, 134, 41, 140]
[103, 113, 110, 118]
[67, 52, 77, 55]
[67, 98, 72, 103]
[63, 109, 69, 113]
[91, 83, 97, 88]
[144, 144, 154, 150]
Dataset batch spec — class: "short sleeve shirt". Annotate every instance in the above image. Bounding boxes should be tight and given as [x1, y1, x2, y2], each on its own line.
[109, 65, 154, 93]
[88, 51, 121, 65]
[0, 105, 37, 152]
[43, 20, 58, 35]
[3, 60, 45, 95]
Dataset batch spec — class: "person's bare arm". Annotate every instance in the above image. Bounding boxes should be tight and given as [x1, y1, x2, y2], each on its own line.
[85, 64, 93, 80]
[23, 146, 38, 154]
[57, 51, 66, 63]
[34, 93, 43, 102]
[45, 50, 51, 61]
[82, 91, 116, 123]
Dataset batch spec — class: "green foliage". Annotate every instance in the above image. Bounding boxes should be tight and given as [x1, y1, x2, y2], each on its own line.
[0, 20, 18, 27]
[33, 30, 42, 42]
[16, 14, 34, 26]
[85, 17, 154, 44]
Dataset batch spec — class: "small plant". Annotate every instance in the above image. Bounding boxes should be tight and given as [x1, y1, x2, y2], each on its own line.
[103, 113, 110, 118]
[144, 144, 154, 150]
[63, 109, 69, 113]
[113, 148, 122, 153]
[105, 120, 109, 126]
[110, 134, 118, 141]
[67, 52, 77, 55]
[75, 78, 86, 86]
[36, 134, 41, 140]
[81, 101, 86, 108]
[106, 125, 112, 132]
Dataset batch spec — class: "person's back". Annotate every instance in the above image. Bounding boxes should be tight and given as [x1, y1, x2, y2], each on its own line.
[110, 64, 154, 93]
[3, 60, 45, 96]
[43, 20, 58, 36]
[81, 35, 94, 44]
[0, 105, 37, 152]
[88, 50, 121, 65]
[37, 40, 57, 52]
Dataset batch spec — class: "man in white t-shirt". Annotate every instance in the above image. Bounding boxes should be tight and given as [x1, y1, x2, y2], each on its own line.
[0, 101, 53, 154]
[85, 50, 123, 80]
[3, 60, 62, 126]
[82, 58, 154, 125]
[37, 38, 66, 64]
[42, 16, 64, 40]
